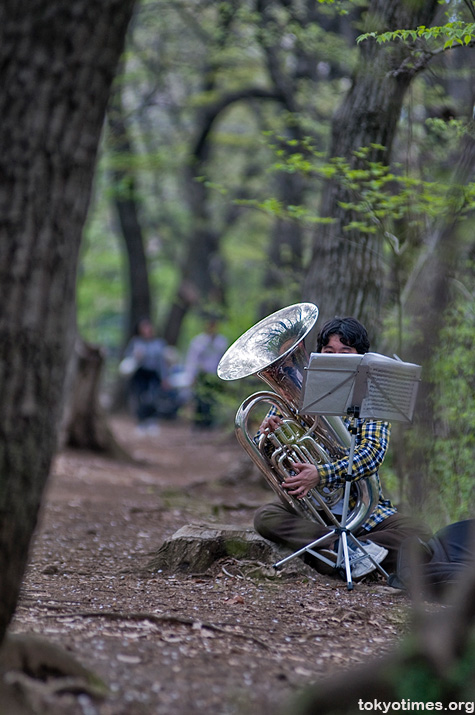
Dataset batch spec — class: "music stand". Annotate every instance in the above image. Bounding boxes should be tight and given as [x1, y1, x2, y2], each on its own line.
[273, 352, 421, 590]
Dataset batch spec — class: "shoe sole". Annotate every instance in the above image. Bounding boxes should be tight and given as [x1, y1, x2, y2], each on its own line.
[351, 543, 388, 578]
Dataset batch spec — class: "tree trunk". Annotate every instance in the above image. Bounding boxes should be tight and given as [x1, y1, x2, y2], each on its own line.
[61, 338, 131, 459]
[259, 170, 305, 318]
[107, 86, 152, 342]
[0, 0, 134, 646]
[303, 0, 440, 332]
[163, 84, 283, 345]
[147, 523, 290, 575]
[401, 126, 475, 509]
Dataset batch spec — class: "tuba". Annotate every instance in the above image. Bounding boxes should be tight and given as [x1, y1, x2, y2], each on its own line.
[217, 303, 378, 532]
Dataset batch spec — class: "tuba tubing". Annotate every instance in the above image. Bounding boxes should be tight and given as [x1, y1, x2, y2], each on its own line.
[217, 303, 379, 533]
[235, 390, 378, 532]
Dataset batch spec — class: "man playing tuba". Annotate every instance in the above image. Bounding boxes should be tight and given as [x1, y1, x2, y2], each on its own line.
[253, 316, 430, 579]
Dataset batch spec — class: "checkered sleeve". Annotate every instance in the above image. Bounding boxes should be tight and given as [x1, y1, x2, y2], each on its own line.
[317, 419, 391, 489]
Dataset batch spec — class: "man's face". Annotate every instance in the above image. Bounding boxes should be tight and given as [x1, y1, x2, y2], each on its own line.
[321, 334, 358, 354]
[139, 320, 154, 339]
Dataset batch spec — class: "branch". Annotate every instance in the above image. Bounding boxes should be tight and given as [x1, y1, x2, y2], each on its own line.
[391, 39, 475, 80]
[462, 0, 475, 22]
[192, 87, 285, 162]
[49, 610, 271, 650]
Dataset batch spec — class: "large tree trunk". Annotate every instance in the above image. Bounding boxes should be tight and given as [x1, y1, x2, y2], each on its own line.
[303, 0, 440, 332]
[0, 0, 134, 646]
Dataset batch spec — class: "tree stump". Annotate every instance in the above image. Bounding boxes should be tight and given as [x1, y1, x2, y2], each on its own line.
[147, 523, 295, 574]
[61, 337, 131, 459]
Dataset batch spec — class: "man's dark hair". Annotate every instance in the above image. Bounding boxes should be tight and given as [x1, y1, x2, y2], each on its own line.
[316, 317, 370, 354]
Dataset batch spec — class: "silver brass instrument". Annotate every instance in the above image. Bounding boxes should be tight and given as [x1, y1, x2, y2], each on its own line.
[217, 303, 378, 532]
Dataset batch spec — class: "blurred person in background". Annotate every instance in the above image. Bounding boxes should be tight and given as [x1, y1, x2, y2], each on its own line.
[155, 345, 190, 421]
[120, 317, 168, 435]
[184, 314, 228, 430]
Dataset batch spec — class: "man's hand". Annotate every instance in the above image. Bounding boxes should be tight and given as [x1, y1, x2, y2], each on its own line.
[259, 414, 283, 433]
[282, 461, 321, 498]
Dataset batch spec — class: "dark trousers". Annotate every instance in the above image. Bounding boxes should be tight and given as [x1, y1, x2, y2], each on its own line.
[130, 368, 161, 423]
[254, 501, 431, 573]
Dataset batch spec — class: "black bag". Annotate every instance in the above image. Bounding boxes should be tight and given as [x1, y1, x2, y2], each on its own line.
[389, 519, 475, 599]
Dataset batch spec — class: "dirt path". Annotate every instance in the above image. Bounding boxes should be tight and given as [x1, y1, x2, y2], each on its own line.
[10, 416, 410, 715]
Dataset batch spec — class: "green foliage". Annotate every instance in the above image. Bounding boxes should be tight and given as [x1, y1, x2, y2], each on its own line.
[427, 295, 475, 522]
[250, 132, 475, 255]
[392, 634, 475, 703]
[315, 0, 365, 15]
[77, 185, 125, 354]
[358, 22, 475, 49]
[76, 0, 475, 486]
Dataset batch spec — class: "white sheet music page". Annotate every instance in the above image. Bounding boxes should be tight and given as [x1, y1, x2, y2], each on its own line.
[300, 352, 421, 423]
[299, 354, 362, 415]
[359, 353, 421, 423]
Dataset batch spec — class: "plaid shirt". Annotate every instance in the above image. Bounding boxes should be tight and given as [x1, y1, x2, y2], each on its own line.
[256, 409, 397, 531]
[320, 416, 396, 531]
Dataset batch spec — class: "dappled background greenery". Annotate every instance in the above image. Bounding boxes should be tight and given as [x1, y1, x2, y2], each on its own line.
[76, 0, 474, 529]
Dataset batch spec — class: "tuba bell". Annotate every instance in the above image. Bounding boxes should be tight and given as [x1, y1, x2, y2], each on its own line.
[217, 303, 378, 532]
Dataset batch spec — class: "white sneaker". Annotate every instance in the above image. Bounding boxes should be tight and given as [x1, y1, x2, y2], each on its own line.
[348, 541, 388, 579]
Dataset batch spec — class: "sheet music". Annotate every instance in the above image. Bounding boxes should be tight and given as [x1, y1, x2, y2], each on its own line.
[359, 354, 421, 422]
[300, 352, 421, 423]
[299, 354, 361, 415]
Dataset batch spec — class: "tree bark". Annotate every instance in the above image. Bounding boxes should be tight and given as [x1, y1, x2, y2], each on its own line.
[61, 338, 131, 459]
[147, 523, 289, 575]
[401, 124, 475, 508]
[0, 0, 135, 646]
[107, 85, 152, 341]
[303, 0, 440, 332]
[163, 85, 283, 346]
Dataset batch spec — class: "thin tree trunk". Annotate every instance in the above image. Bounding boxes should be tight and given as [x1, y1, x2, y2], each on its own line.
[260, 169, 305, 318]
[107, 86, 152, 341]
[163, 86, 283, 346]
[402, 125, 475, 509]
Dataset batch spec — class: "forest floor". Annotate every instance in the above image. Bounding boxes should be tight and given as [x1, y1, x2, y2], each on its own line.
[9, 415, 415, 715]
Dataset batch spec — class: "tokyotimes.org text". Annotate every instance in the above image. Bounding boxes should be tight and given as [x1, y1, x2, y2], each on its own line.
[358, 700, 474, 714]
